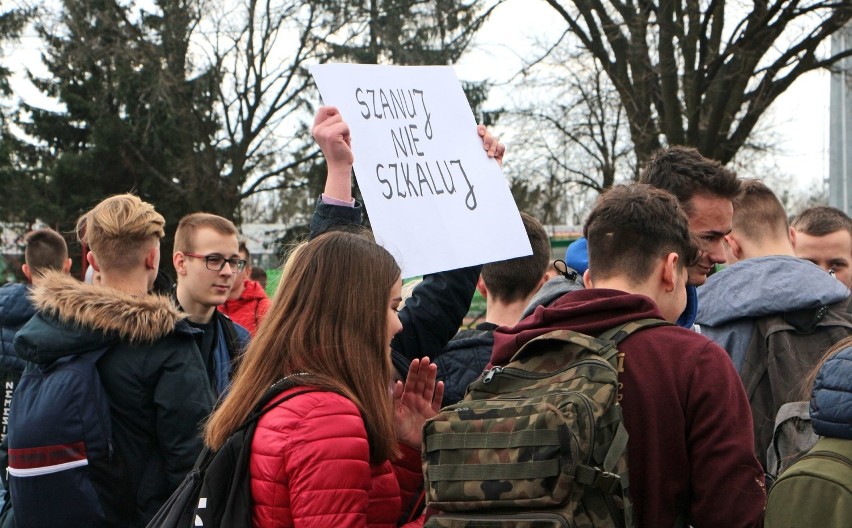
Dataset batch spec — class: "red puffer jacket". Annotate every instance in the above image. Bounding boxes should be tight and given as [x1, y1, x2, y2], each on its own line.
[218, 279, 270, 335]
[250, 387, 424, 528]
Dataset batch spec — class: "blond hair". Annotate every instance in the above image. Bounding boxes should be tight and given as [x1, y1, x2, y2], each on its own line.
[173, 213, 238, 254]
[204, 231, 401, 463]
[76, 194, 164, 272]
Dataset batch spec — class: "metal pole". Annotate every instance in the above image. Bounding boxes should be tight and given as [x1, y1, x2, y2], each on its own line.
[842, 30, 849, 213]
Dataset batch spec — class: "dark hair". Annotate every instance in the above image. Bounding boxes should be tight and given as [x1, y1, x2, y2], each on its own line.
[791, 206, 852, 238]
[732, 179, 789, 242]
[150, 269, 175, 296]
[24, 229, 68, 276]
[638, 146, 739, 215]
[480, 212, 550, 302]
[584, 184, 699, 284]
[250, 267, 267, 287]
[238, 241, 250, 261]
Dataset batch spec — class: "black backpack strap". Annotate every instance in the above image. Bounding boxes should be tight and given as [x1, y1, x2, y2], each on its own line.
[227, 378, 322, 438]
[398, 488, 425, 527]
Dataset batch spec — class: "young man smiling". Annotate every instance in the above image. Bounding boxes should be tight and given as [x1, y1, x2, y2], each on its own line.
[638, 145, 740, 327]
[173, 213, 250, 397]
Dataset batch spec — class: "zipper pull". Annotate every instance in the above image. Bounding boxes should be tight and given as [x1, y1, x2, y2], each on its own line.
[482, 366, 503, 383]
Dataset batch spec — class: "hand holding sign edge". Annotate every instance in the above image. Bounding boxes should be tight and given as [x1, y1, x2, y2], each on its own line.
[477, 124, 505, 167]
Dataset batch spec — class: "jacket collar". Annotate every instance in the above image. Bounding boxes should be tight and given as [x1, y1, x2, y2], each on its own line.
[32, 270, 185, 343]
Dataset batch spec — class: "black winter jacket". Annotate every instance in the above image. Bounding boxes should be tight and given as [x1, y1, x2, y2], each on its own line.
[435, 323, 496, 407]
[0, 284, 32, 379]
[0, 283, 33, 443]
[12, 272, 214, 527]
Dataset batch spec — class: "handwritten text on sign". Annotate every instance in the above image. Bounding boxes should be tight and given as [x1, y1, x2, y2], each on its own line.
[310, 64, 531, 278]
[356, 87, 477, 210]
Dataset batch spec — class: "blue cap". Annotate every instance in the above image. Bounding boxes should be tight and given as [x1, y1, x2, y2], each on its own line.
[565, 237, 589, 275]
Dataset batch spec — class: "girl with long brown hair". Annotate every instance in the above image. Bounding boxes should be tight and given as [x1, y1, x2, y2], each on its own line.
[204, 231, 443, 527]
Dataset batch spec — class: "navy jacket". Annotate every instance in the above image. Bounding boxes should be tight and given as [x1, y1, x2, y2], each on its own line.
[810, 347, 852, 440]
[0, 284, 32, 377]
[435, 323, 497, 407]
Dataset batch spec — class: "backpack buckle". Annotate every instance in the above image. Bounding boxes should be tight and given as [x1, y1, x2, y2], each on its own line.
[575, 465, 621, 494]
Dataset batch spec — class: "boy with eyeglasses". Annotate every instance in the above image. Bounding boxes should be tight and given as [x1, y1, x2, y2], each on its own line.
[173, 213, 250, 396]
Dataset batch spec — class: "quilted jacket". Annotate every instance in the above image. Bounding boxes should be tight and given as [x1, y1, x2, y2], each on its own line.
[250, 387, 423, 528]
[810, 346, 852, 440]
[434, 323, 496, 407]
[218, 279, 270, 336]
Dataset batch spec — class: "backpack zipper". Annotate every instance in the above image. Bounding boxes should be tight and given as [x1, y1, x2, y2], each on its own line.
[478, 363, 607, 464]
[482, 358, 616, 384]
[481, 366, 503, 382]
[799, 450, 852, 468]
[428, 511, 569, 527]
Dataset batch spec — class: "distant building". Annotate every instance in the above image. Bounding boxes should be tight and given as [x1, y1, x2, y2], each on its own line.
[829, 22, 852, 214]
[238, 223, 292, 270]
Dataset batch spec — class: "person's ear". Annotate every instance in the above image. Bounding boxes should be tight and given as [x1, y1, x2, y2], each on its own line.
[582, 269, 593, 288]
[476, 276, 488, 298]
[144, 247, 158, 270]
[173, 252, 187, 276]
[789, 226, 797, 248]
[87, 252, 100, 272]
[725, 234, 744, 261]
[62, 258, 72, 274]
[21, 264, 32, 282]
[662, 252, 679, 292]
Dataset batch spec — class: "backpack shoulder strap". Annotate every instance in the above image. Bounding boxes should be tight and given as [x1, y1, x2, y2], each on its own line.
[508, 318, 671, 366]
[597, 318, 673, 344]
[597, 318, 673, 372]
[239, 378, 323, 433]
[740, 317, 773, 397]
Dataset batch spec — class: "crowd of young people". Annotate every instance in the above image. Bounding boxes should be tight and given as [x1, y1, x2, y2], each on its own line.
[0, 104, 849, 527]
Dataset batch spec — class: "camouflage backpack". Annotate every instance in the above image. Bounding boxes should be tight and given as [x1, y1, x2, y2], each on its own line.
[421, 319, 670, 528]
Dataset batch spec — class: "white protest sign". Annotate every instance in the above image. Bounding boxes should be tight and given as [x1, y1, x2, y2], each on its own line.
[309, 64, 531, 278]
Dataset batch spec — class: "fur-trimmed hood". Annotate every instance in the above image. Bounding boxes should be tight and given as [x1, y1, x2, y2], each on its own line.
[30, 270, 184, 342]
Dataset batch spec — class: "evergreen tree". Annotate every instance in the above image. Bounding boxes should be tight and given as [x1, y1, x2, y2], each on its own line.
[20, 0, 221, 255]
[0, 7, 44, 225]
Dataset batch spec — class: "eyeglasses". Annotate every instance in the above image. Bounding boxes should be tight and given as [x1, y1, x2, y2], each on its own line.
[184, 252, 247, 273]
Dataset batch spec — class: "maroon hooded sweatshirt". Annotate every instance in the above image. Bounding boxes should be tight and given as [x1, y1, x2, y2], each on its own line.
[490, 288, 765, 528]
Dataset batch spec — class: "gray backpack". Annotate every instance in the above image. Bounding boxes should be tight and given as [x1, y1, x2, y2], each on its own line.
[765, 401, 818, 486]
[740, 305, 852, 470]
